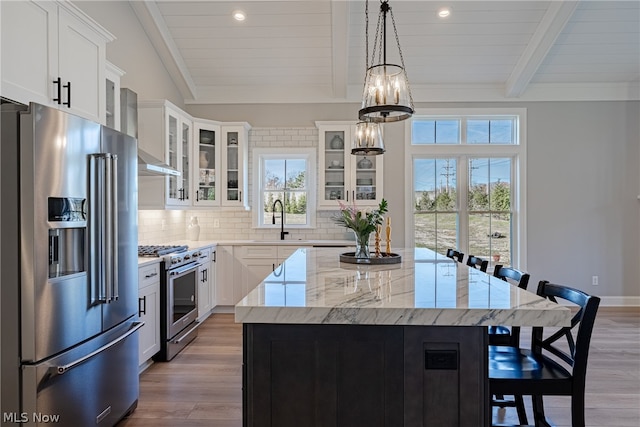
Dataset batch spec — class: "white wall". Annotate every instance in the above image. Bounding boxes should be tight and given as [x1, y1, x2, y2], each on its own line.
[525, 101, 640, 301]
[74, 1, 184, 107]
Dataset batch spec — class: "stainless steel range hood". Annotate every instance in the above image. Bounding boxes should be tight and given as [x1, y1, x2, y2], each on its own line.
[138, 149, 180, 176]
[119, 87, 179, 177]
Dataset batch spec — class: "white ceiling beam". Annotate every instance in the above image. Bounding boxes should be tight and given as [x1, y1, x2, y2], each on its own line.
[505, 1, 580, 98]
[129, 0, 198, 101]
[331, 0, 350, 100]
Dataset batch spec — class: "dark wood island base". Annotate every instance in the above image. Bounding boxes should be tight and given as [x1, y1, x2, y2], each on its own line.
[243, 323, 489, 427]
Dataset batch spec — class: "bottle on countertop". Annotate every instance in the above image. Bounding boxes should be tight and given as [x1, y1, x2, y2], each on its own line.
[187, 216, 200, 241]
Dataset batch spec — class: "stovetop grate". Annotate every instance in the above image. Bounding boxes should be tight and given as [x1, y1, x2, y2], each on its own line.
[138, 245, 188, 257]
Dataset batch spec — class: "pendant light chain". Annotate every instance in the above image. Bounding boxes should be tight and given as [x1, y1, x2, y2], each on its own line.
[355, 0, 385, 156]
[367, 0, 384, 68]
[389, 6, 415, 107]
[364, 0, 369, 72]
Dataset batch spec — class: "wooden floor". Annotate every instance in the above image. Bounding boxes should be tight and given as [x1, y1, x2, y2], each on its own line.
[117, 308, 640, 427]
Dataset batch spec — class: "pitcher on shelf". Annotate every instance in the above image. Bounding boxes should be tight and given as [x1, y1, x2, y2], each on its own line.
[199, 151, 209, 168]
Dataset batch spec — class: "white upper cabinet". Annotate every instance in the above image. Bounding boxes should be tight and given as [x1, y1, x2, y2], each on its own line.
[193, 119, 221, 207]
[139, 101, 250, 210]
[167, 108, 193, 206]
[221, 124, 251, 209]
[105, 61, 125, 131]
[192, 120, 251, 208]
[316, 122, 384, 209]
[138, 100, 193, 208]
[0, 0, 113, 123]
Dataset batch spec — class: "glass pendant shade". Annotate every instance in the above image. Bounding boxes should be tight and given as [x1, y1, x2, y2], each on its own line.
[359, 0, 414, 123]
[352, 121, 384, 155]
[360, 64, 413, 122]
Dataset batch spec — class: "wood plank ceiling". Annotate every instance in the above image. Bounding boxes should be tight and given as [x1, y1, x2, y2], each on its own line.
[130, 0, 640, 104]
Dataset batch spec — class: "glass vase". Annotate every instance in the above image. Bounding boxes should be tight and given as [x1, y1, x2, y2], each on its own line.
[353, 230, 371, 259]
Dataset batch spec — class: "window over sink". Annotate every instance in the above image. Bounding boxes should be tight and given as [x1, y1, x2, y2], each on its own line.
[253, 148, 316, 228]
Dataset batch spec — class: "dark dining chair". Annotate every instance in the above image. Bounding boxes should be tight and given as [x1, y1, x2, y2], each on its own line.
[445, 248, 464, 263]
[489, 265, 530, 347]
[466, 255, 488, 272]
[489, 280, 601, 426]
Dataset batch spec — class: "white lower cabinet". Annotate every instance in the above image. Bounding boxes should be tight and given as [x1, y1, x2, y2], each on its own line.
[138, 262, 160, 368]
[214, 245, 346, 309]
[196, 247, 215, 321]
[237, 246, 300, 300]
[215, 245, 237, 306]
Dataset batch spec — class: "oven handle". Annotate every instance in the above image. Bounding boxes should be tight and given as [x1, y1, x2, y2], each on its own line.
[171, 323, 199, 344]
[168, 263, 199, 277]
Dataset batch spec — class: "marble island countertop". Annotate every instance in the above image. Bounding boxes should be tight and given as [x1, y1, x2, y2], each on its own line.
[235, 247, 571, 327]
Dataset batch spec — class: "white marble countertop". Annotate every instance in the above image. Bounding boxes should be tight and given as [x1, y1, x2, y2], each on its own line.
[137, 257, 161, 267]
[136, 240, 352, 267]
[235, 247, 571, 327]
[179, 239, 353, 247]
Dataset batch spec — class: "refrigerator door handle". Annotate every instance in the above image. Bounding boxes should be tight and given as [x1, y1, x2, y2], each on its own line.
[106, 154, 119, 301]
[89, 154, 107, 304]
[47, 322, 144, 377]
[89, 153, 118, 303]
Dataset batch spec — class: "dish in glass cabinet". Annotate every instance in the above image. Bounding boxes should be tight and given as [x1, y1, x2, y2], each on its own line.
[326, 182, 344, 186]
[357, 157, 373, 169]
[201, 137, 212, 144]
[330, 135, 344, 149]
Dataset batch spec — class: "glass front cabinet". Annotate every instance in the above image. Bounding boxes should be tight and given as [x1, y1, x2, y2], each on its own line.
[104, 61, 124, 131]
[221, 123, 250, 209]
[166, 107, 192, 206]
[138, 100, 192, 209]
[316, 122, 384, 209]
[193, 119, 221, 206]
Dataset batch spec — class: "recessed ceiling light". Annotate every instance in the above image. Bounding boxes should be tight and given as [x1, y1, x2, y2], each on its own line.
[233, 10, 246, 21]
[437, 7, 451, 19]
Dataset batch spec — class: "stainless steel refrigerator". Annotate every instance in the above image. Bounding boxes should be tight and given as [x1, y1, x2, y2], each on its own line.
[1, 101, 142, 426]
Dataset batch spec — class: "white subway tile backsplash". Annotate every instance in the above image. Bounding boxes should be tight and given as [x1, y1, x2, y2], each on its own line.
[138, 126, 350, 243]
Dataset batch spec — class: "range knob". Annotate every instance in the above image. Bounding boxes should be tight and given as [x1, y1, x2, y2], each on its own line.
[171, 257, 180, 264]
[184, 254, 191, 260]
[193, 251, 201, 258]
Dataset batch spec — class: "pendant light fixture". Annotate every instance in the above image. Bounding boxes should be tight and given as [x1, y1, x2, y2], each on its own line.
[359, 0, 414, 123]
[352, 121, 384, 155]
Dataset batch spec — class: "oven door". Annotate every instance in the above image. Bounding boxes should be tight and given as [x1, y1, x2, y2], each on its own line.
[166, 263, 199, 339]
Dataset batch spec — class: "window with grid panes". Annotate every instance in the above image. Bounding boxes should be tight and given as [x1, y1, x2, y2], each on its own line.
[408, 111, 526, 268]
[253, 149, 316, 228]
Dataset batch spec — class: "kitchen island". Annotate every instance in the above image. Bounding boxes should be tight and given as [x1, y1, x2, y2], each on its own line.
[235, 248, 570, 427]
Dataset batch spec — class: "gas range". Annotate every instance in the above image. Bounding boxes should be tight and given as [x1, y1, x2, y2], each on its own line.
[163, 248, 203, 269]
[138, 245, 202, 269]
[138, 244, 188, 257]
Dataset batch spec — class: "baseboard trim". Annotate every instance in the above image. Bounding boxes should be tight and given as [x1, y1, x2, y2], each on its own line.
[212, 305, 235, 314]
[599, 296, 640, 307]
